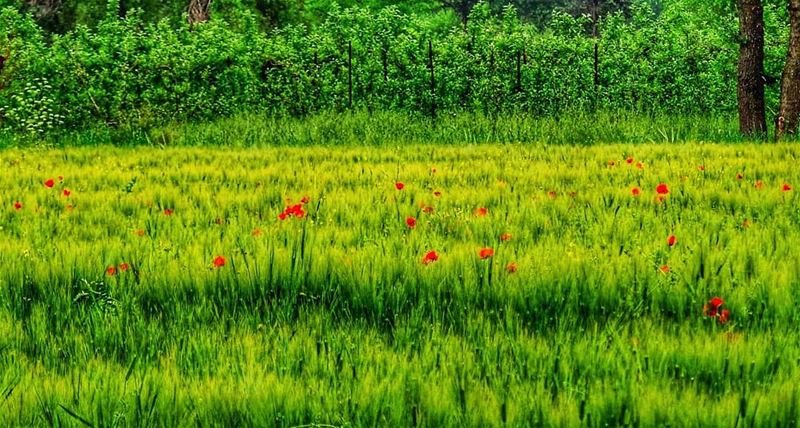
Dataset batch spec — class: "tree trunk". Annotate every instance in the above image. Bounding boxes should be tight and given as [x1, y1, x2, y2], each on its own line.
[188, 0, 211, 25]
[778, 0, 800, 139]
[738, 0, 767, 137]
[25, 0, 63, 31]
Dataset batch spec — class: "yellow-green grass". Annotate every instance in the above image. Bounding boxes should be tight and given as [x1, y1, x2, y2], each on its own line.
[1, 143, 800, 426]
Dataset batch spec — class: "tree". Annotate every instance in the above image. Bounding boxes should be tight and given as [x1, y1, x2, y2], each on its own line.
[778, 0, 800, 139]
[737, 0, 767, 137]
[188, 0, 211, 25]
[25, 0, 63, 32]
[441, 0, 479, 27]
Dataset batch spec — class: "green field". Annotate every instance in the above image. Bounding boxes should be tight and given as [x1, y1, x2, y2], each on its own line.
[2, 144, 800, 426]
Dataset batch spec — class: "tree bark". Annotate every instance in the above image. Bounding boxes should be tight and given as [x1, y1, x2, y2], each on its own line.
[778, 0, 800, 139]
[738, 0, 767, 137]
[25, 0, 63, 31]
[188, 0, 212, 25]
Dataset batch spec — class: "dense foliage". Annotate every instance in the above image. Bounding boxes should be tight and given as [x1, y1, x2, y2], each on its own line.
[0, 1, 791, 135]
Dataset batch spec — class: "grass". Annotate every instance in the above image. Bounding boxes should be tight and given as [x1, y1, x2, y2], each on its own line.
[0, 110, 766, 149]
[1, 143, 800, 426]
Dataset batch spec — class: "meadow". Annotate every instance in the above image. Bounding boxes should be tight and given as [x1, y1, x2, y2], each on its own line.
[2, 143, 800, 426]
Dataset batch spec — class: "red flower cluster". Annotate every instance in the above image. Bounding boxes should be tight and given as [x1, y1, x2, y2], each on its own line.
[279, 198, 310, 220]
[422, 250, 439, 265]
[703, 297, 730, 324]
[479, 248, 494, 259]
[106, 262, 131, 276]
[406, 217, 417, 229]
[656, 183, 669, 195]
[783, 183, 793, 192]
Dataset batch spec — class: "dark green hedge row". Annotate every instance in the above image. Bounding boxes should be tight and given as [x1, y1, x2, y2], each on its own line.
[0, 1, 789, 134]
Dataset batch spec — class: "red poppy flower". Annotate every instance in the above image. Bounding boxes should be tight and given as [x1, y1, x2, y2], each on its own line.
[500, 233, 512, 242]
[252, 228, 263, 237]
[134, 229, 145, 236]
[479, 248, 494, 259]
[395, 182, 405, 190]
[106, 266, 117, 276]
[279, 204, 306, 220]
[656, 183, 669, 195]
[163, 209, 174, 216]
[433, 191, 442, 198]
[506, 262, 518, 273]
[406, 217, 417, 229]
[213, 256, 226, 268]
[631, 187, 641, 197]
[62, 189, 71, 197]
[783, 183, 792, 192]
[547, 191, 557, 199]
[291, 204, 306, 218]
[66, 204, 74, 212]
[422, 206, 434, 214]
[755, 180, 764, 190]
[626, 157, 634, 164]
[475, 207, 488, 217]
[736, 173, 744, 181]
[13, 201, 22, 210]
[704, 297, 724, 317]
[636, 162, 644, 170]
[697, 165, 705, 171]
[718, 309, 730, 324]
[667, 235, 677, 247]
[44, 179, 55, 188]
[301, 196, 310, 204]
[422, 250, 439, 265]
[659, 265, 670, 274]
[119, 263, 130, 272]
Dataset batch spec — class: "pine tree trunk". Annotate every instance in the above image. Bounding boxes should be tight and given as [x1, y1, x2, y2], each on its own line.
[778, 0, 800, 139]
[188, 0, 211, 25]
[738, 0, 767, 137]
